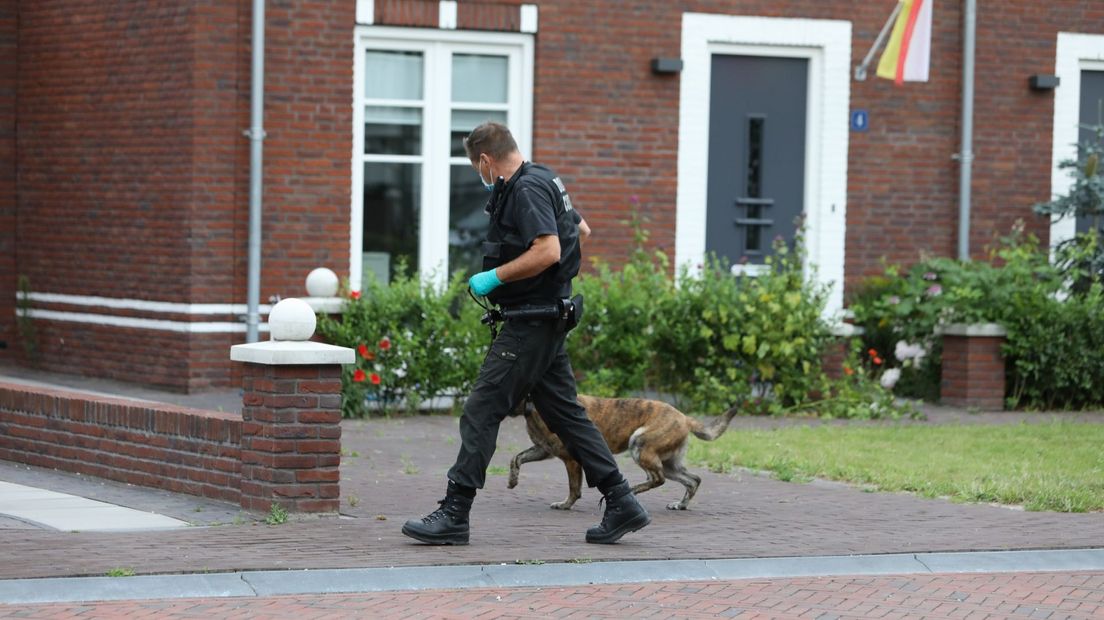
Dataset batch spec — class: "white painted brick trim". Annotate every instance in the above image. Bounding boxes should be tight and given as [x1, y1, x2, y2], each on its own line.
[22, 309, 269, 334]
[520, 5, 539, 34]
[439, 1, 457, 30]
[356, 0, 374, 25]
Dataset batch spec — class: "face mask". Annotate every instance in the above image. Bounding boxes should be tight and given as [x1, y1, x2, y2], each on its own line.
[478, 158, 495, 192]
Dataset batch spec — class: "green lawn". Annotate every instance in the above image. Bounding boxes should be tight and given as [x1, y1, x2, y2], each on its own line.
[687, 422, 1104, 512]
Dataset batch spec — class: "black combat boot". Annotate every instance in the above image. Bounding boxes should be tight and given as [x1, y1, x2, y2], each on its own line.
[402, 489, 473, 545]
[586, 481, 650, 544]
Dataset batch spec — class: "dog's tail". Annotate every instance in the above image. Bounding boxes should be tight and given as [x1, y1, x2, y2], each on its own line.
[688, 400, 744, 441]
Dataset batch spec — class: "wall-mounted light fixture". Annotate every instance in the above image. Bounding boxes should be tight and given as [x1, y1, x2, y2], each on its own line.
[1029, 74, 1060, 91]
[651, 58, 683, 75]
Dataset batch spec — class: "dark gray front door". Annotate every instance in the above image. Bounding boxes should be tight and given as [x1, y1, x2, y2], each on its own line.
[1078, 69, 1104, 234]
[706, 55, 808, 266]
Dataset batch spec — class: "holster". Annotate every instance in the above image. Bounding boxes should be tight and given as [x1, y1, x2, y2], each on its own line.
[561, 294, 583, 333]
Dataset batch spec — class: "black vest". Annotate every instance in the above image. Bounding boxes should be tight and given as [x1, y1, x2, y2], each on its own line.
[481, 163, 581, 307]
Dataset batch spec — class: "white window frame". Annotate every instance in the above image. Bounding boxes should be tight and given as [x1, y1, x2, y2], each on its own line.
[676, 13, 851, 317]
[350, 26, 534, 289]
[1050, 33, 1104, 251]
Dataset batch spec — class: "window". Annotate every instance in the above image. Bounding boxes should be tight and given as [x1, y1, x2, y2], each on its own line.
[352, 27, 534, 288]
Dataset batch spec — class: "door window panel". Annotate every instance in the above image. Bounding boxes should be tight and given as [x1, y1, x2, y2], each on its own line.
[1078, 70, 1104, 234]
[449, 164, 492, 278]
[365, 106, 422, 155]
[452, 54, 508, 103]
[365, 51, 424, 100]
[362, 162, 421, 283]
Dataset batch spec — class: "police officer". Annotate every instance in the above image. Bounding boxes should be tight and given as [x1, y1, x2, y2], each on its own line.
[402, 122, 650, 545]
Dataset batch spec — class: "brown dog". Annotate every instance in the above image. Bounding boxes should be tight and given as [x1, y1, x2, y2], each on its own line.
[507, 395, 742, 510]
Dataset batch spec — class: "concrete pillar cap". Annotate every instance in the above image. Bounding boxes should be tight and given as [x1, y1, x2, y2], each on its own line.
[937, 323, 1007, 337]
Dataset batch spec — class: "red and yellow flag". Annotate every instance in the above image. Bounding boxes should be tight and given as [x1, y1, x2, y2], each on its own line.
[876, 0, 933, 84]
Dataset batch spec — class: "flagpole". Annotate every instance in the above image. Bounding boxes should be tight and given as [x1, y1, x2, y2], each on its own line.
[957, 0, 977, 260]
[855, 1, 905, 81]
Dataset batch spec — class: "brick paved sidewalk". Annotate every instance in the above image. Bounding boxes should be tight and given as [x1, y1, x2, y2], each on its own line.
[2, 571, 1101, 619]
[1, 414, 1102, 580]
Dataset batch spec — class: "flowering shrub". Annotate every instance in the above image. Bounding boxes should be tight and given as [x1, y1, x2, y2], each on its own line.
[317, 267, 485, 417]
[572, 221, 905, 419]
[851, 224, 1104, 409]
[320, 223, 907, 419]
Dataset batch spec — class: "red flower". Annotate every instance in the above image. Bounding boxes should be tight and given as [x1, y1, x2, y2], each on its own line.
[370, 373, 381, 385]
[873, 356, 884, 366]
[379, 337, 391, 351]
[352, 369, 367, 382]
[364, 351, 375, 361]
[357, 343, 369, 358]
[868, 348, 878, 358]
[843, 366, 854, 376]
[350, 290, 361, 300]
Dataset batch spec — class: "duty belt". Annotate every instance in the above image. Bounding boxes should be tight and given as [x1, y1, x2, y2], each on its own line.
[480, 295, 584, 341]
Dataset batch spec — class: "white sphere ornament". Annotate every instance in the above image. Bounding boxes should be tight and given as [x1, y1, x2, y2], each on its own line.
[305, 267, 340, 297]
[268, 298, 317, 341]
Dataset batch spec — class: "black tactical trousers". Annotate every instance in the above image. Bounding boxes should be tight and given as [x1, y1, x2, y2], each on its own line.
[447, 318, 621, 491]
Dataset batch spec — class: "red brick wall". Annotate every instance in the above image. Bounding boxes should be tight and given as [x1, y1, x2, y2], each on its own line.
[0, 0, 16, 359]
[0, 381, 242, 502]
[968, 1, 1104, 256]
[6, 0, 1102, 392]
[522, 0, 1097, 289]
[9, 0, 357, 389]
[255, 0, 354, 297]
[17, 1, 194, 300]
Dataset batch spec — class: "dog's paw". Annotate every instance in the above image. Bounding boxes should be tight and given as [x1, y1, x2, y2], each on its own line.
[666, 502, 689, 510]
[549, 501, 574, 510]
[507, 475, 518, 489]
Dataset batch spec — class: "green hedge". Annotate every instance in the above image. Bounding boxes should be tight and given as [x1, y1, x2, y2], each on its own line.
[320, 233, 902, 419]
[850, 226, 1104, 410]
[317, 269, 485, 417]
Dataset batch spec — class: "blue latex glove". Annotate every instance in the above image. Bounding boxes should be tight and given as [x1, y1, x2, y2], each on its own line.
[469, 269, 502, 296]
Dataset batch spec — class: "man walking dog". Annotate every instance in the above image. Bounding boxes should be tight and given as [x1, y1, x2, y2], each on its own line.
[402, 122, 650, 545]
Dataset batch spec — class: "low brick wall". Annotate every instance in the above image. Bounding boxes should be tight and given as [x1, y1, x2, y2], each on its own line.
[0, 382, 242, 503]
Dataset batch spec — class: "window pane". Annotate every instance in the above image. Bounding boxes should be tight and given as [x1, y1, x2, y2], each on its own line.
[365, 50, 423, 100]
[452, 54, 508, 104]
[450, 109, 508, 157]
[365, 106, 422, 155]
[449, 164, 491, 278]
[363, 162, 420, 285]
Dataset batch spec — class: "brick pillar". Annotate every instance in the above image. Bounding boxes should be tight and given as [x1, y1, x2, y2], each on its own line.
[822, 323, 865, 380]
[230, 298, 354, 514]
[238, 364, 343, 513]
[939, 323, 1007, 410]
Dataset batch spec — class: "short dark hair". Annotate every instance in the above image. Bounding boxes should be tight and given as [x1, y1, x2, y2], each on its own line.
[463, 122, 519, 162]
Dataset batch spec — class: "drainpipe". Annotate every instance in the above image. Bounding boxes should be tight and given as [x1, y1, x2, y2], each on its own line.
[245, 0, 266, 342]
[957, 0, 977, 261]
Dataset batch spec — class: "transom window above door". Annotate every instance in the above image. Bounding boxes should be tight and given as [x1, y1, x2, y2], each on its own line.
[352, 27, 534, 288]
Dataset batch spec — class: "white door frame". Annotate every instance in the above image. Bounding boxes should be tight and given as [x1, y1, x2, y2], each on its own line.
[1051, 32, 1104, 250]
[676, 13, 851, 316]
